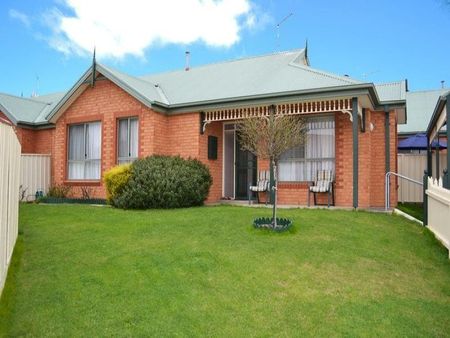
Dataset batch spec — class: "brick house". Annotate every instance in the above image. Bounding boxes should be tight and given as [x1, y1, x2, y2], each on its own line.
[0, 48, 407, 208]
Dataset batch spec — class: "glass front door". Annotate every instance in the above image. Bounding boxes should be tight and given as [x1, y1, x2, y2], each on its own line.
[235, 134, 257, 200]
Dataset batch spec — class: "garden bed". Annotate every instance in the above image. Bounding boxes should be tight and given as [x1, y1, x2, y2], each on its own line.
[38, 197, 107, 205]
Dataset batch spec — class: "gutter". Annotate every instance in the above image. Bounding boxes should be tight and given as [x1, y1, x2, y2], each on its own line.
[153, 83, 405, 114]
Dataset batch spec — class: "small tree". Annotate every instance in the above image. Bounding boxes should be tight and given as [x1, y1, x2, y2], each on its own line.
[237, 107, 307, 228]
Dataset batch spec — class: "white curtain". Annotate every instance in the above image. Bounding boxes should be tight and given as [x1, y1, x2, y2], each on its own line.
[118, 119, 129, 160]
[68, 122, 101, 180]
[129, 118, 138, 159]
[68, 124, 85, 180]
[85, 122, 101, 179]
[279, 116, 335, 181]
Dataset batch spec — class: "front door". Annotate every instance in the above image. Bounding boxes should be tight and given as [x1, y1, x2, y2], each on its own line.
[235, 135, 257, 199]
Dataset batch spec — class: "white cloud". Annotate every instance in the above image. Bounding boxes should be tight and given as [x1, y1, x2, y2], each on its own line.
[43, 0, 263, 59]
[9, 9, 31, 28]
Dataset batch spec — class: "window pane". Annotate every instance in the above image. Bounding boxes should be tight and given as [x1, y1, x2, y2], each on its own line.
[85, 160, 101, 180]
[67, 121, 101, 180]
[86, 122, 101, 160]
[279, 115, 335, 182]
[68, 162, 84, 180]
[68, 124, 84, 161]
[118, 119, 129, 158]
[129, 118, 138, 158]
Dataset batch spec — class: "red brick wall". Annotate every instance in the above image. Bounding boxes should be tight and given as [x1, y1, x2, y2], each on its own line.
[1, 110, 54, 154]
[53, 79, 154, 198]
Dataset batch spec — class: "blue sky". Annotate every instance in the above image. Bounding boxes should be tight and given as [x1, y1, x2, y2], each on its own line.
[1, 0, 450, 97]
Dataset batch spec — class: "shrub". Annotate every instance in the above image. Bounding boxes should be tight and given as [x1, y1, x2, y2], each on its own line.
[47, 185, 71, 198]
[114, 155, 212, 209]
[103, 164, 132, 205]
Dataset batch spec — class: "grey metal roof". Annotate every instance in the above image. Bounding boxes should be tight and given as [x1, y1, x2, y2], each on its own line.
[0, 92, 64, 125]
[375, 81, 407, 103]
[399, 89, 448, 134]
[0, 48, 407, 126]
[139, 49, 363, 106]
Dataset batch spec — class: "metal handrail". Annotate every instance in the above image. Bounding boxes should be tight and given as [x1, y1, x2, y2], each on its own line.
[385, 172, 423, 210]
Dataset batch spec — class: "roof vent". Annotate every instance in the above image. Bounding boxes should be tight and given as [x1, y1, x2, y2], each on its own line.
[185, 51, 190, 71]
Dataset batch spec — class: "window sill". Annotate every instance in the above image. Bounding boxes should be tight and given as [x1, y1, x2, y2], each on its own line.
[64, 180, 102, 186]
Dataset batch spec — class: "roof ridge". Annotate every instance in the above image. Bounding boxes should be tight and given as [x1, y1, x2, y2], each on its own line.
[407, 88, 448, 94]
[288, 62, 362, 84]
[376, 80, 405, 86]
[99, 63, 160, 87]
[140, 48, 306, 78]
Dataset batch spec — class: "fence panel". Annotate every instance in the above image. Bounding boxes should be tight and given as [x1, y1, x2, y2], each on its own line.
[426, 177, 450, 258]
[0, 122, 21, 295]
[20, 154, 51, 201]
[398, 153, 447, 203]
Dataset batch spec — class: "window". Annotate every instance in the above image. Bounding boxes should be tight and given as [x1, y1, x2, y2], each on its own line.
[68, 121, 101, 180]
[279, 116, 335, 181]
[117, 117, 138, 164]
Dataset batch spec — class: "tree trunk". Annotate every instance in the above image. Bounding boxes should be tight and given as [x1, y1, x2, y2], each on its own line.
[272, 159, 278, 228]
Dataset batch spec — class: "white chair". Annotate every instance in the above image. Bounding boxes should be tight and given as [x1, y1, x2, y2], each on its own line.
[308, 170, 334, 207]
[249, 170, 270, 204]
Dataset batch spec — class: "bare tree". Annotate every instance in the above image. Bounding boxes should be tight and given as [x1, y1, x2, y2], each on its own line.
[237, 107, 307, 228]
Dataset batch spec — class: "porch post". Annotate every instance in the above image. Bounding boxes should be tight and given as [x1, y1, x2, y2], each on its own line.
[352, 97, 358, 208]
[427, 135, 432, 178]
[435, 138, 440, 179]
[445, 94, 450, 188]
[385, 109, 390, 174]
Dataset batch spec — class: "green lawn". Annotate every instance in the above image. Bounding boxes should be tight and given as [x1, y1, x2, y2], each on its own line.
[1, 204, 449, 337]
[397, 202, 424, 221]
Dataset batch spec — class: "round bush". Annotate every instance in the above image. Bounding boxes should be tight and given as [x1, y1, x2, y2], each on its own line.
[114, 155, 212, 209]
[103, 164, 132, 206]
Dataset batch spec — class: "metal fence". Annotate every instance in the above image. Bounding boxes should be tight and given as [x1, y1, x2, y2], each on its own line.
[398, 153, 447, 203]
[20, 154, 51, 201]
[0, 122, 21, 295]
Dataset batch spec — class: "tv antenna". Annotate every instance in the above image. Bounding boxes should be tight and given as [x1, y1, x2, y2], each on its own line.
[276, 12, 293, 50]
[361, 70, 380, 81]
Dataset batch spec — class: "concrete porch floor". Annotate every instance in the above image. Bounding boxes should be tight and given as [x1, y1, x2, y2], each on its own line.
[214, 199, 391, 213]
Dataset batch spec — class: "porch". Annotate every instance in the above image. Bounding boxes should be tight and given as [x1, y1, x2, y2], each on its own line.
[201, 95, 395, 208]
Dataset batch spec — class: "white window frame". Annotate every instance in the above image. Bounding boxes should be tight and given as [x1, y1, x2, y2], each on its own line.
[117, 117, 138, 164]
[279, 114, 335, 182]
[67, 121, 102, 180]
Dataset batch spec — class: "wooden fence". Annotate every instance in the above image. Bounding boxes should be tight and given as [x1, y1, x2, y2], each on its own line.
[398, 153, 447, 203]
[20, 154, 51, 201]
[426, 177, 450, 258]
[0, 122, 21, 295]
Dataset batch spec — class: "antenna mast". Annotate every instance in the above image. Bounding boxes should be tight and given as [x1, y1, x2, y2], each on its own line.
[276, 12, 293, 51]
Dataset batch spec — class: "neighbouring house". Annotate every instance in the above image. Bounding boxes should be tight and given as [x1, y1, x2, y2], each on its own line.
[396, 89, 448, 203]
[0, 48, 407, 208]
[398, 89, 448, 152]
[427, 91, 450, 183]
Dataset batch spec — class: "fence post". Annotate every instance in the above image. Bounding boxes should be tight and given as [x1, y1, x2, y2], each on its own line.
[423, 170, 428, 226]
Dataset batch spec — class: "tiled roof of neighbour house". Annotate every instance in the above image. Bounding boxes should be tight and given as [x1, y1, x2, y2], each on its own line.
[399, 89, 449, 135]
[0, 48, 407, 126]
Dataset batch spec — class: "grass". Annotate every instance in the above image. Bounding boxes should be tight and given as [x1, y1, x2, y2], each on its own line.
[397, 202, 424, 221]
[1, 204, 449, 337]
